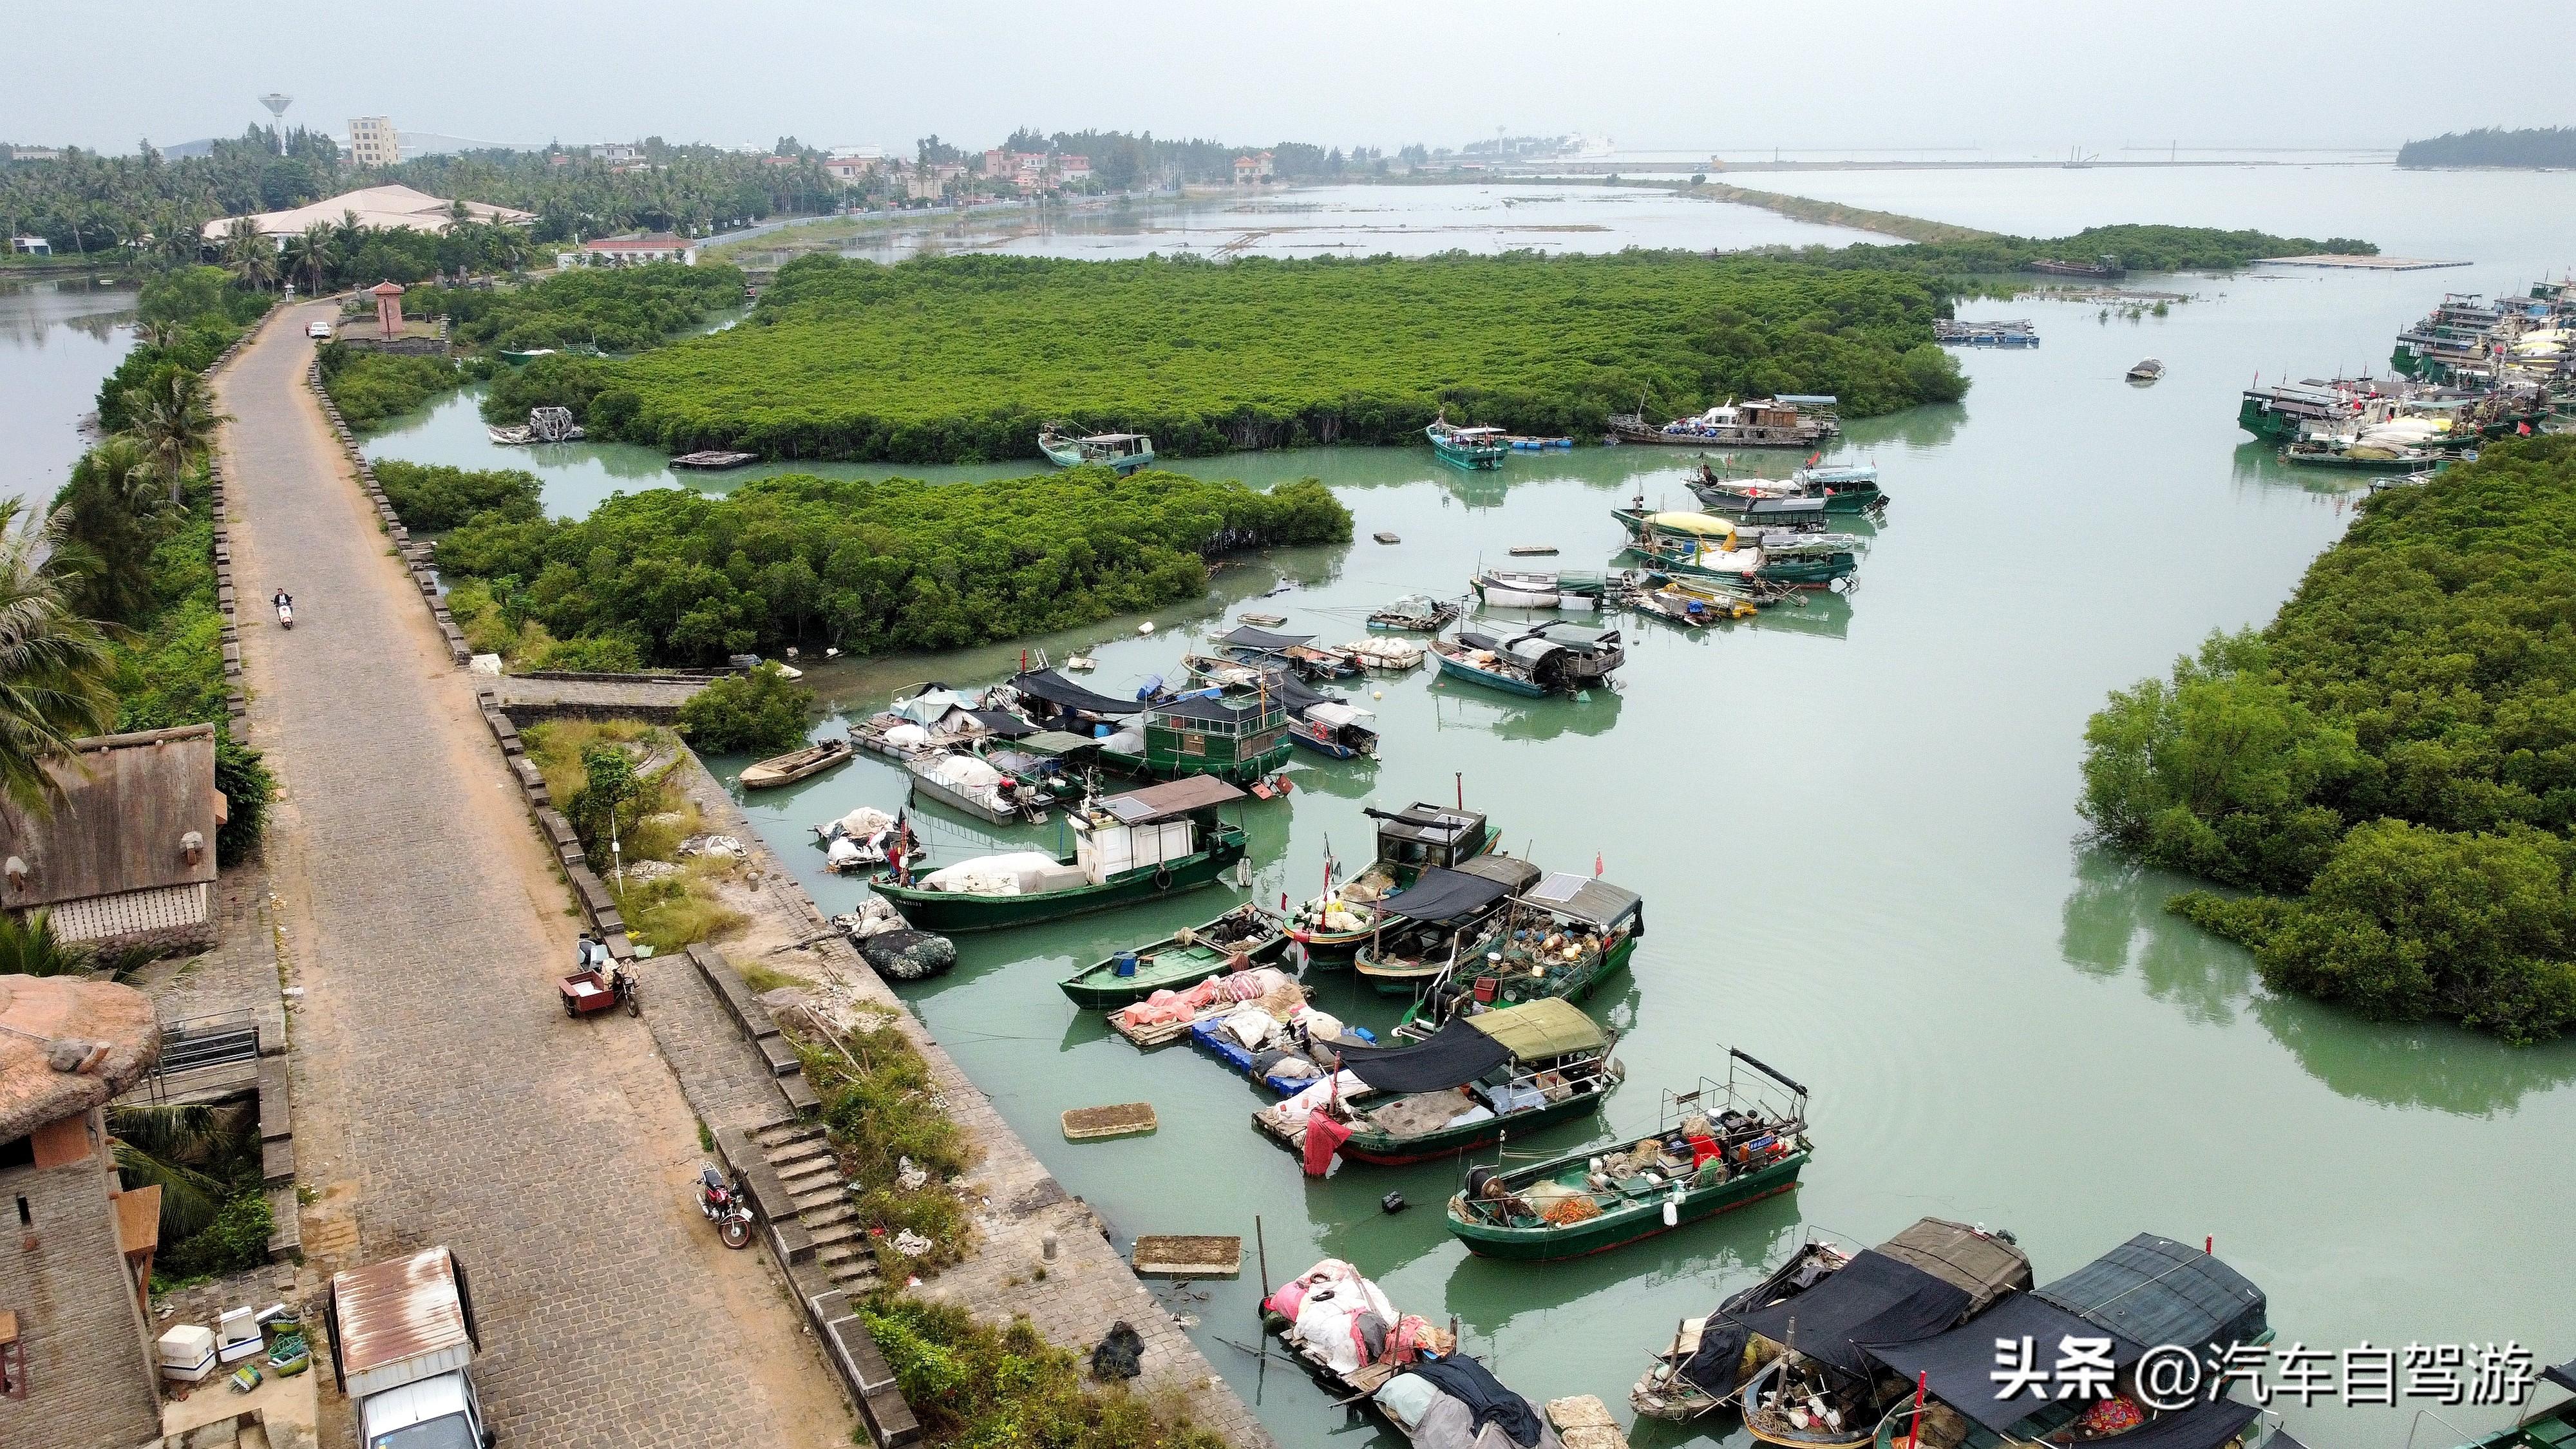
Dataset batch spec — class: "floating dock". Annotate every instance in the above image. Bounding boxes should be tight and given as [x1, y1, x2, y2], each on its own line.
[2255, 255, 2473, 271]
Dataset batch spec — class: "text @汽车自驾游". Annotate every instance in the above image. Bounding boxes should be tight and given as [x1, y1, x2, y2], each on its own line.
[1989, 1336, 2551, 1412]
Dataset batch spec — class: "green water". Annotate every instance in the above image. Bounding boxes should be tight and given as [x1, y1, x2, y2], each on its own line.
[363, 171, 2576, 1448]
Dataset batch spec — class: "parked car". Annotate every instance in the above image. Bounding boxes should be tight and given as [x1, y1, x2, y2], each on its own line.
[307, 320, 333, 339]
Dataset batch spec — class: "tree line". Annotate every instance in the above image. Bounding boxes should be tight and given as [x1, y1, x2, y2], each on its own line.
[2079, 437, 2576, 1043]
[2398, 128, 2576, 169]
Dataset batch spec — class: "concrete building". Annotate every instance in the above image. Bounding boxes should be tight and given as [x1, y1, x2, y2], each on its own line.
[348, 116, 400, 168]
[1233, 151, 1274, 185]
[822, 156, 881, 184]
[0, 725, 223, 956]
[8, 237, 48, 256]
[0, 973, 165, 1449]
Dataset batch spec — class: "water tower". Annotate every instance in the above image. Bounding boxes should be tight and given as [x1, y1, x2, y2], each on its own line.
[258, 93, 292, 153]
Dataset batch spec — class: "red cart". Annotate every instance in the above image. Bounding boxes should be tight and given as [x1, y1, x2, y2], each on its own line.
[559, 968, 638, 1018]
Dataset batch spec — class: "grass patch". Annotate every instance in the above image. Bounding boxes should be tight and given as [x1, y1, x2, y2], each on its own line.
[739, 961, 813, 994]
[802, 1013, 978, 1274]
[521, 719, 744, 952]
[860, 1296, 1224, 1449]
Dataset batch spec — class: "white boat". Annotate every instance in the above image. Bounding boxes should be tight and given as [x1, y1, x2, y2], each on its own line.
[907, 750, 1047, 826]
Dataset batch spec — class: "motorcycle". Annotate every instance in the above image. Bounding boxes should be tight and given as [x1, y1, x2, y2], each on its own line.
[275, 598, 294, 630]
[697, 1164, 754, 1249]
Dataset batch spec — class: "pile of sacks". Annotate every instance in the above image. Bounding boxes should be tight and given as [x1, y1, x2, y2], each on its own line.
[1111, 966, 1297, 1030]
[1265, 1260, 1561, 1449]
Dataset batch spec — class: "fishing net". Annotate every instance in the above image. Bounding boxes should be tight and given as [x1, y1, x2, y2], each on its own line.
[1541, 1195, 1604, 1226]
[860, 929, 958, 981]
[1090, 1321, 1146, 1381]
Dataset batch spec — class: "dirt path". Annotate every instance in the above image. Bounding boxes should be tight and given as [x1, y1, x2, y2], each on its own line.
[215, 304, 850, 1448]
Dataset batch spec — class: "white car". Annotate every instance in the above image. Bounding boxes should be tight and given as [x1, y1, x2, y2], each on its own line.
[306, 320, 333, 339]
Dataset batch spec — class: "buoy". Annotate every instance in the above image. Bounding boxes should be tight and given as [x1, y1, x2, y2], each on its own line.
[1372, 690, 1383, 699]
[1139, 621, 1155, 635]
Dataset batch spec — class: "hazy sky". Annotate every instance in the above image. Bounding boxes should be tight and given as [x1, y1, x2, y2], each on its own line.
[11, 0, 2566, 156]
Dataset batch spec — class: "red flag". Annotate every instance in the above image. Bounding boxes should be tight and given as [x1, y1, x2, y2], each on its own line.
[1594, 851, 1604, 877]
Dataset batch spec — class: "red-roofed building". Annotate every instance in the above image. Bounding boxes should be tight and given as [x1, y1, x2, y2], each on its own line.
[1233, 151, 1274, 185]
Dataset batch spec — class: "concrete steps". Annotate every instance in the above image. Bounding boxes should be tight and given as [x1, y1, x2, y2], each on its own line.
[748, 1119, 880, 1292]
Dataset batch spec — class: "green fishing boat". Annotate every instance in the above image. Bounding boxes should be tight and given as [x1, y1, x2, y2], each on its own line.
[1059, 903, 1287, 1009]
[1098, 685, 1293, 784]
[1287, 802, 1501, 962]
[1352, 855, 1543, 996]
[1255, 999, 1622, 1167]
[1446, 1054, 1810, 1260]
[873, 777, 1248, 933]
[1428, 413, 1511, 469]
[1612, 507, 1859, 589]
[1392, 871, 1643, 1016]
[2279, 439, 2443, 469]
[1037, 423, 1155, 474]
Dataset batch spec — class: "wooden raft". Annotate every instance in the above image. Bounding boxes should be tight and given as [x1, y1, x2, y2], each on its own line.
[1061, 1102, 1158, 1141]
[1131, 1235, 1242, 1278]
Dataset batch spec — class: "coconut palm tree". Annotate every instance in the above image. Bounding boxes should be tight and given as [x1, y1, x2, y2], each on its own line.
[121, 364, 227, 507]
[281, 222, 335, 295]
[0, 498, 120, 812]
[219, 216, 276, 290]
[108, 1103, 238, 1241]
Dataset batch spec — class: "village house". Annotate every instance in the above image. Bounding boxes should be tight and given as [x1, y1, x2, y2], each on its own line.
[0, 973, 166, 1449]
[0, 725, 223, 958]
[822, 155, 882, 184]
[1233, 150, 1274, 185]
[567, 232, 699, 267]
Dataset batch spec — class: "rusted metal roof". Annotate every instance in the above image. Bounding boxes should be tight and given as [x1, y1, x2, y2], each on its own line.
[332, 1246, 471, 1380]
[0, 974, 159, 1140]
[0, 724, 220, 910]
[1100, 775, 1246, 823]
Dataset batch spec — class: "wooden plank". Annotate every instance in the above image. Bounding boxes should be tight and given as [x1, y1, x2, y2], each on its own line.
[1061, 1102, 1157, 1141]
[1132, 1235, 1240, 1278]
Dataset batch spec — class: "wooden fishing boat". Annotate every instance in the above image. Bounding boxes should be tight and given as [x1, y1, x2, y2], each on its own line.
[1350, 855, 1542, 997]
[1431, 620, 1625, 697]
[1614, 507, 1859, 590]
[1426, 413, 1511, 469]
[1733, 1219, 2033, 1449]
[1618, 572, 1759, 627]
[1631, 1239, 1855, 1421]
[1097, 685, 1294, 784]
[1262, 1258, 1544, 1444]
[1256, 999, 1623, 1167]
[1217, 624, 1360, 681]
[871, 777, 1249, 933]
[2128, 357, 2166, 382]
[1289, 700, 1379, 760]
[1446, 1052, 1811, 1260]
[739, 737, 853, 789]
[1396, 871, 1645, 1021]
[1059, 903, 1287, 1009]
[906, 749, 1048, 825]
[1341, 636, 1427, 670]
[2279, 437, 2442, 469]
[1037, 424, 1155, 474]
[1287, 802, 1501, 961]
[1606, 398, 1837, 448]
[1470, 568, 1607, 611]
[1689, 464, 1887, 517]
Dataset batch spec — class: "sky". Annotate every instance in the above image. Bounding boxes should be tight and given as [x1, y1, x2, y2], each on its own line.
[9, 0, 2569, 158]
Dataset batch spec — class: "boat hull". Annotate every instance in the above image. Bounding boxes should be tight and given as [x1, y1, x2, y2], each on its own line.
[1432, 649, 1549, 697]
[1448, 1150, 1809, 1260]
[741, 743, 853, 789]
[1059, 915, 1286, 1009]
[1338, 1087, 1611, 1166]
[874, 832, 1247, 933]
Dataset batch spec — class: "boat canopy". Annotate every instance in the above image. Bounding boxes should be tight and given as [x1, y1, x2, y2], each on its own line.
[1728, 1249, 1970, 1377]
[2036, 1233, 2268, 1352]
[1018, 730, 1103, 757]
[1303, 700, 1373, 730]
[1368, 803, 1488, 857]
[1098, 775, 1246, 824]
[1519, 871, 1643, 932]
[967, 709, 1036, 739]
[920, 753, 1004, 791]
[1337, 1016, 1515, 1093]
[1864, 1293, 2148, 1434]
[1877, 1218, 2035, 1312]
[1218, 625, 1316, 653]
[1776, 393, 1839, 408]
[891, 687, 975, 726]
[2546, 1358, 2576, 1396]
[1453, 854, 1544, 896]
[1465, 998, 1608, 1059]
[1153, 691, 1276, 725]
[1012, 668, 1145, 716]
[1647, 511, 1734, 538]
[1379, 866, 1517, 925]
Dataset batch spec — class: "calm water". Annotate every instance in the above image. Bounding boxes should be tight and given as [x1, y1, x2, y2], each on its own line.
[383, 169, 2575, 1449]
[0, 277, 136, 506]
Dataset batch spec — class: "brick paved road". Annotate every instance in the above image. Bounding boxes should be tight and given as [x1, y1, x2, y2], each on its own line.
[216, 305, 849, 1448]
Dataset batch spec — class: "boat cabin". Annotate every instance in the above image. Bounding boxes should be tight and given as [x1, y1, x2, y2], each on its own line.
[1078, 432, 1151, 465]
[1365, 802, 1492, 875]
[1072, 777, 1247, 887]
[1131, 687, 1290, 782]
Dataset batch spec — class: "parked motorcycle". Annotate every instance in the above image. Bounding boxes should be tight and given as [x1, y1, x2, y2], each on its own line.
[697, 1164, 754, 1249]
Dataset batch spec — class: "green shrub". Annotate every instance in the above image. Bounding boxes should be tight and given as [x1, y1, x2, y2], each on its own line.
[526, 633, 643, 672]
[214, 735, 274, 858]
[571, 250, 1967, 462]
[316, 345, 460, 429]
[677, 665, 812, 754]
[373, 460, 543, 532]
[859, 1297, 1225, 1449]
[409, 261, 743, 353]
[155, 1188, 272, 1287]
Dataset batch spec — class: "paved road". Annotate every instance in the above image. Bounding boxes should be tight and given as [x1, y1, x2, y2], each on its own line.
[216, 305, 849, 1447]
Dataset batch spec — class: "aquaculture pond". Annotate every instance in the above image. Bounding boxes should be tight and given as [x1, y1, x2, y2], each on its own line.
[367, 167, 2576, 1449]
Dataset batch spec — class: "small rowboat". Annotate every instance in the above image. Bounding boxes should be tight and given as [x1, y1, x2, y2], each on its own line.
[739, 737, 853, 790]
[1059, 904, 1288, 1009]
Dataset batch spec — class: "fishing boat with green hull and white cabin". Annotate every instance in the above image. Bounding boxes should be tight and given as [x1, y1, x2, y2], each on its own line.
[1097, 685, 1294, 784]
[1426, 413, 1512, 469]
[1287, 801, 1502, 962]
[1256, 998, 1622, 1167]
[1393, 871, 1645, 1019]
[871, 777, 1249, 933]
[1037, 424, 1155, 474]
[1444, 1052, 1812, 1260]
[1431, 620, 1626, 697]
[1057, 902, 1287, 1009]
[1614, 507, 1861, 591]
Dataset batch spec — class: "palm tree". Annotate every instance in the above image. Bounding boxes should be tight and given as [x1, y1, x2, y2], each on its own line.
[281, 222, 335, 294]
[0, 498, 120, 812]
[0, 909, 95, 977]
[122, 365, 227, 507]
[108, 1103, 238, 1242]
[219, 216, 277, 290]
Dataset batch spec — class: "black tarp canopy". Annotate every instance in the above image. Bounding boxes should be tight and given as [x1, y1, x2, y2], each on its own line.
[1011, 669, 1146, 716]
[1729, 1249, 1971, 1378]
[967, 709, 1036, 738]
[2036, 1235, 2268, 1352]
[1218, 625, 1316, 653]
[1863, 1292, 2145, 1434]
[1381, 866, 1515, 923]
[1153, 691, 1278, 724]
[1334, 1016, 1512, 1094]
[2548, 1357, 2576, 1396]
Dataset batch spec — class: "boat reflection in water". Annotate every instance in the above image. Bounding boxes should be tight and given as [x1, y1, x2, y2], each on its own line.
[1427, 675, 1625, 741]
